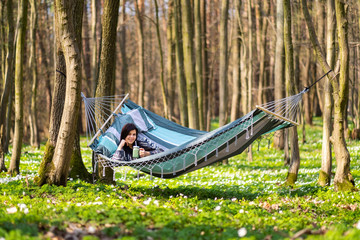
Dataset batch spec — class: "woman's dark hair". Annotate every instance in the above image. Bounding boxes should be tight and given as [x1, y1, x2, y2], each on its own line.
[120, 123, 138, 140]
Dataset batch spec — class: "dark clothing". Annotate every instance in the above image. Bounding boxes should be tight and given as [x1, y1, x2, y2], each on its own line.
[111, 137, 164, 162]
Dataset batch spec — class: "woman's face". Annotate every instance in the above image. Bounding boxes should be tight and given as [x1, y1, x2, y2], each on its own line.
[125, 129, 137, 146]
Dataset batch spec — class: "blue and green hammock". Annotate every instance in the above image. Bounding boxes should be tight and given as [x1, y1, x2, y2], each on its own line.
[82, 91, 304, 179]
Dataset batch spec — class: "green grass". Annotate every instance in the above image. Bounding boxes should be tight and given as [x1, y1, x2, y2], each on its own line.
[0, 118, 360, 239]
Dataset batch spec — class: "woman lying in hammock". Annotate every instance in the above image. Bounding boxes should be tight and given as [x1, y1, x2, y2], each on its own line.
[112, 123, 164, 161]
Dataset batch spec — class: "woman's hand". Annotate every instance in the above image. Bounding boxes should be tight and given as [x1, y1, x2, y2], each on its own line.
[118, 139, 126, 150]
[139, 148, 149, 158]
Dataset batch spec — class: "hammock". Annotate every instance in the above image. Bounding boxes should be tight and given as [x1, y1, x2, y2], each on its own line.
[82, 91, 303, 180]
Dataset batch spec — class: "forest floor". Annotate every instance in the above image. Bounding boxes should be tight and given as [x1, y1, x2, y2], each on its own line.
[0, 117, 360, 240]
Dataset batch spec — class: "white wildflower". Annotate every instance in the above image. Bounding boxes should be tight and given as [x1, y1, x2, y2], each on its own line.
[231, 198, 237, 202]
[143, 198, 152, 205]
[239, 209, 244, 214]
[356, 220, 360, 230]
[88, 226, 96, 234]
[238, 227, 247, 237]
[214, 206, 221, 211]
[6, 207, 17, 214]
[76, 203, 82, 207]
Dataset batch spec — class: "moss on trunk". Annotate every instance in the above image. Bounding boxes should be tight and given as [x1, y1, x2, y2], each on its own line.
[334, 177, 356, 192]
[285, 172, 297, 186]
[69, 150, 92, 183]
[318, 170, 330, 187]
[35, 140, 55, 186]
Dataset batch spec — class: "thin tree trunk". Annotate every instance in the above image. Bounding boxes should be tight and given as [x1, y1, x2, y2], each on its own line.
[284, 0, 300, 185]
[201, 0, 210, 130]
[154, 0, 169, 119]
[181, 0, 199, 129]
[230, 0, 242, 122]
[28, 0, 40, 148]
[273, 0, 285, 150]
[82, 1, 92, 96]
[194, 0, 204, 130]
[318, 0, 335, 187]
[174, 0, 188, 127]
[8, 0, 28, 176]
[166, 0, 176, 121]
[315, 0, 325, 114]
[247, 0, 254, 162]
[219, 0, 229, 128]
[119, 0, 128, 93]
[332, 0, 354, 191]
[0, 0, 14, 172]
[91, 0, 100, 95]
[135, 0, 145, 106]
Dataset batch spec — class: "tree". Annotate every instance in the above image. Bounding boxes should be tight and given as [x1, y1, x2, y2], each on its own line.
[36, 0, 84, 186]
[218, 0, 229, 128]
[91, 0, 100, 95]
[135, 0, 145, 106]
[119, 0, 128, 94]
[0, 0, 15, 172]
[95, 0, 120, 183]
[28, 0, 40, 148]
[301, 0, 355, 191]
[284, 0, 300, 186]
[8, 0, 28, 175]
[273, 0, 285, 150]
[230, 0, 242, 122]
[174, 0, 188, 127]
[194, 0, 204, 130]
[181, 0, 199, 129]
[318, 0, 336, 187]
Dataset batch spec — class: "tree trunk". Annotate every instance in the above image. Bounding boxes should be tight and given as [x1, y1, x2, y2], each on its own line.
[95, 0, 120, 184]
[194, 0, 204, 130]
[247, 0, 254, 162]
[69, 121, 92, 182]
[0, 0, 14, 172]
[230, 0, 242, 122]
[135, 0, 145, 106]
[119, 0, 128, 94]
[273, 0, 285, 150]
[284, 0, 300, 186]
[219, 0, 229, 128]
[154, 0, 169, 120]
[318, 0, 335, 187]
[8, 0, 28, 176]
[174, 0, 188, 127]
[91, 0, 100, 96]
[82, 1, 92, 97]
[332, 0, 354, 191]
[181, 0, 199, 129]
[28, 0, 40, 148]
[200, 0, 210, 131]
[166, 0, 176, 121]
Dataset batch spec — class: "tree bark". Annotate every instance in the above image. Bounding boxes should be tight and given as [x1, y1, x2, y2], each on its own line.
[0, 0, 14, 172]
[273, 0, 285, 150]
[332, 0, 354, 191]
[174, 0, 188, 127]
[219, 0, 229, 128]
[28, 0, 40, 148]
[194, 0, 204, 130]
[247, 0, 254, 162]
[8, 0, 28, 176]
[181, 0, 199, 129]
[91, 0, 100, 96]
[284, 0, 300, 185]
[119, 0, 128, 93]
[230, 0, 242, 122]
[318, 0, 335, 187]
[82, 1, 92, 97]
[154, 0, 169, 120]
[166, 0, 176, 121]
[135, 0, 145, 106]
[95, 0, 120, 184]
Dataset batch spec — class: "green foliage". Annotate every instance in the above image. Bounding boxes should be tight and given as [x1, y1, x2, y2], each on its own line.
[0, 117, 359, 239]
